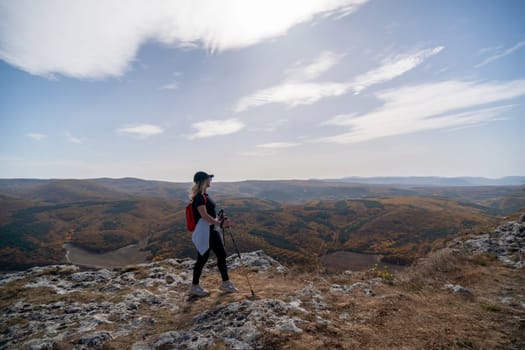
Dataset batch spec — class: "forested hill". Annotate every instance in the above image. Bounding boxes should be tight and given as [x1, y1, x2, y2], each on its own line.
[1, 178, 524, 270]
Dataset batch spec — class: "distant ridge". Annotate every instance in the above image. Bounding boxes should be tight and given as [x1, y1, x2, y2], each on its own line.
[1, 176, 524, 204]
[327, 176, 525, 186]
[2, 176, 524, 187]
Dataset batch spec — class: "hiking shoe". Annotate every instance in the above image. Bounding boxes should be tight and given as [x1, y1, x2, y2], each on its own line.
[189, 284, 209, 297]
[219, 280, 239, 293]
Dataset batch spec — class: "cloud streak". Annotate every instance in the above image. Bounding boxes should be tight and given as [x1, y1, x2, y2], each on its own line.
[234, 47, 443, 113]
[319, 79, 525, 144]
[257, 142, 301, 148]
[235, 81, 349, 112]
[117, 124, 164, 138]
[188, 118, 245, 139]
[65, 131, 86, 144]
[351, 47, 444, 94]
[159, 82, 180, 90]
[0, 0, 367, 79]
[285, 51, 346, 82]
[475, 40, 525, 68]
[26, 133, 47, 141]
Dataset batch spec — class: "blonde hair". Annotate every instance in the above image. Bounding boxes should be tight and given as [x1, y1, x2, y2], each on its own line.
[189, 181, 207, 201]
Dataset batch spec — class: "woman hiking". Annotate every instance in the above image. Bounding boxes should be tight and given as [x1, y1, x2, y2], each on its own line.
[189, 171, 238, 296]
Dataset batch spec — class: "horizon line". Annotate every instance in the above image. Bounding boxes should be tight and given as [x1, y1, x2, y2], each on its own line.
[1, 175, 524, 183]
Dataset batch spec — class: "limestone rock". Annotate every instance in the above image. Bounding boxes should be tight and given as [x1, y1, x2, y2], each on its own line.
[78, 331, 112, 348]
[149, 298, 304, 350]
[330, 282, 375, 296]
[463, 218, 524, 268]
[445, 283, 473, 297]
[225, 250, 287, 273]
[296, 282, 327, 310]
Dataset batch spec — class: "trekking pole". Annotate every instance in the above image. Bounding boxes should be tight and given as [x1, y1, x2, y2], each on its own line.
[218, 209, 226, 245]
[225, 227, 256, 299]
[219, 209, 256, 298]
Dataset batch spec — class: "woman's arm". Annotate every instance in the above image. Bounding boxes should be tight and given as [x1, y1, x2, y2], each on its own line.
[197, 205, 221, 226]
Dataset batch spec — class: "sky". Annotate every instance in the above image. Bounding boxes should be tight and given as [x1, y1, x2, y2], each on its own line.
[1, 0, 524, 182]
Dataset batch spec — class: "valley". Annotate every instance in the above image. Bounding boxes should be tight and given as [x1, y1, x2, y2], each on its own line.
[0, 178, 523, 271]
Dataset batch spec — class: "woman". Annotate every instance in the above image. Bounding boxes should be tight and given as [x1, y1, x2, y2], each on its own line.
[189, 171, 238, 296]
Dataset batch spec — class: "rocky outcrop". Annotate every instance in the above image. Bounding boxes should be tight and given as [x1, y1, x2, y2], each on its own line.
[0, 251, 298, 350]
[146, 299, 304, 350]
[462, 215, 525, 268]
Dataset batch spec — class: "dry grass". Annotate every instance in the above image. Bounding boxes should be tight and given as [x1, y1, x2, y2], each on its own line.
[263, 249, 525, 350]
[399, 248, 464, 291]
[468, 252, 498, 266]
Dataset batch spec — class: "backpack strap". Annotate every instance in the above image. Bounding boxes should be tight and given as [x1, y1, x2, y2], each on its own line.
[192, 193, 207, 206]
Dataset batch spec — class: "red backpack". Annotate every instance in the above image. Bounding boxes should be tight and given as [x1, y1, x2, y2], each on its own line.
[185, 194, 207, 232]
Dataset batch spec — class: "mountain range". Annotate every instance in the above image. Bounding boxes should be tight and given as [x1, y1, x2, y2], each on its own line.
[1, 176, 525, 203]
[331, 176, 525, 186]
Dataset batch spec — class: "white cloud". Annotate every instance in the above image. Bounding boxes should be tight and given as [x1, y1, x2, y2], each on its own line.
[159, 82, 180, 90]
[320, 79, 525, 144]
[26, 133, 47, 141]
[117, 124, 164, 138]
[477, 45, 504, 56]
[65, 131, 86, 144]
[234, 46, 443, 112]
[238, 149, 275, 157]
[285, 51, 346, 82]
[351, 47, 443, 94]
[234, 81, 349, 112]
[257, 142, 301, 148]
[475, 40, 525, 68]
[159, 74, 182, 90]
[188, 118, 245, 139]
[0, 0, 367, 79]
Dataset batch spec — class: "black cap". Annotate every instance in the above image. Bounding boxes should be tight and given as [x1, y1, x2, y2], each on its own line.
[193, 171, 214, 183]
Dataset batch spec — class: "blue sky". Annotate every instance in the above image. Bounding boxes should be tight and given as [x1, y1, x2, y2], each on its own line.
[1, 0, 524, 181]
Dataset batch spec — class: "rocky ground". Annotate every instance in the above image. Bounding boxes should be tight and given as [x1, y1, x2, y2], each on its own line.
[1, 214, 525, 350]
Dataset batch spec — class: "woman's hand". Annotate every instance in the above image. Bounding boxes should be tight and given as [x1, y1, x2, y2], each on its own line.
[221, 217, 231, 228]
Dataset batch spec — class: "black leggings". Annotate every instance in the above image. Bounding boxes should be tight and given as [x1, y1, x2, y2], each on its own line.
[192, 228, 229, 285]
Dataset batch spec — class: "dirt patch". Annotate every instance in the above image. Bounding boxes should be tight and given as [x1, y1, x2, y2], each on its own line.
[322, 251, 405, 272]
[64, 243, 150, 268]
